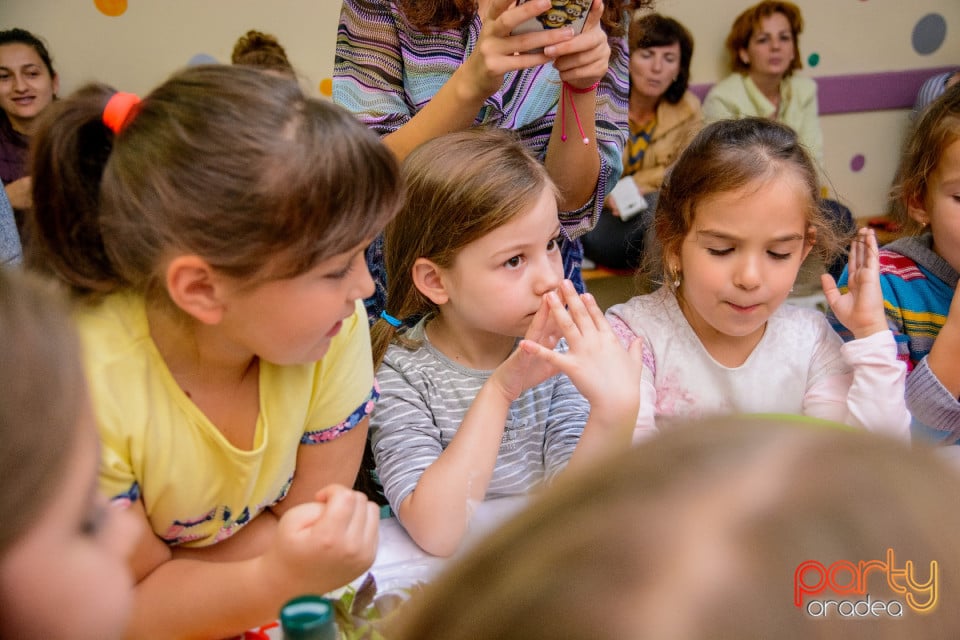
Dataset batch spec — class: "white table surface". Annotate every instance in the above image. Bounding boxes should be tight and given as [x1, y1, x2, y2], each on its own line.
[362, 495, 530, 592]
[245, 496, 531, 638]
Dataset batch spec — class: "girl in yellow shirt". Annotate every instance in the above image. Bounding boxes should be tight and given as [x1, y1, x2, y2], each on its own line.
[25, 65, 403, 638]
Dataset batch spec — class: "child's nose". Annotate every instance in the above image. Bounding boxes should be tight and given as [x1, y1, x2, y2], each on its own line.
[533, 258, 563, 297]
[733, 256, 762, 290]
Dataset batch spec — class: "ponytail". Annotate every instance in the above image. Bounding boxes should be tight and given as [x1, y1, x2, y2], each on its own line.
[370, 316, 399, 371]
[26, 84, 122, 297]
[370, 225, 440, 370]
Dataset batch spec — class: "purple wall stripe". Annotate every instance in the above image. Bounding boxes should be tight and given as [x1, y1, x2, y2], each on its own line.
[690, 65, 957, 114]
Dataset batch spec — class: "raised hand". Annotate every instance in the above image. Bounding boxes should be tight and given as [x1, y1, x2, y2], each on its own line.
[264, 484, 379, 596]
[821, 227, 889, 339]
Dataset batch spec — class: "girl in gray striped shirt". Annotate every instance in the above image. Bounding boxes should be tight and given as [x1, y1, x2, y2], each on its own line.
[369, 128, 642, 556]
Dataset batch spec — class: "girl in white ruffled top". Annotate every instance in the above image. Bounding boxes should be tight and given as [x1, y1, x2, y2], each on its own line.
[606, 117, 910, 443]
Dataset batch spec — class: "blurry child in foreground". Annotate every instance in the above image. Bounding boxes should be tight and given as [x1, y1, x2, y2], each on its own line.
[390, 416, 960, 639]
[0, 268, 138, 639]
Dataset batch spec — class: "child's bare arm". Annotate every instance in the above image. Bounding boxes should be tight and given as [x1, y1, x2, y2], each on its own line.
[125, 485, 378, 639]
[270, 417, 370, 518]
[396, 379, 515, 557]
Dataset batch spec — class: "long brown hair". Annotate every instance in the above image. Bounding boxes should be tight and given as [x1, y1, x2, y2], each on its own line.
[26, 64, 402, 302]
[370, 127, 555, 368]
[0, 269, 82, 554]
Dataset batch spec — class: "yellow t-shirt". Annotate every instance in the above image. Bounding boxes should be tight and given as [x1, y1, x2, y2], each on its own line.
[75, 293, 375, 548]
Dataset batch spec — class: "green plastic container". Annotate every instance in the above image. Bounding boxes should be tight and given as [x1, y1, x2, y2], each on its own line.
[279, 595, 338, 640]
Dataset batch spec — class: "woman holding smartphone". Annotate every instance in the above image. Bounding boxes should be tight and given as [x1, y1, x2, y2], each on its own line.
[334, 0, 649, 322]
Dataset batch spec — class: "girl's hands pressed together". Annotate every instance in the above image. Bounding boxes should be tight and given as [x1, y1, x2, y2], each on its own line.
[822, 228, 889, 340]
[490, 291, 562, 402]
[520, 280, 643, 423]
[545, 0, 611, 89]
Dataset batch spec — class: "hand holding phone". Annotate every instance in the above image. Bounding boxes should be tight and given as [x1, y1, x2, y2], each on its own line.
[510, 0, 590, 41]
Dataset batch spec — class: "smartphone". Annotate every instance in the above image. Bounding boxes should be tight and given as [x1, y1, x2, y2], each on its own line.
[510, 0, 590, 40]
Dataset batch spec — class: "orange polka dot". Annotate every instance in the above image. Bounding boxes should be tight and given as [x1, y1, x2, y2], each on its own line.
[319, 78, 333, 97]
[94, 0, 128, 17]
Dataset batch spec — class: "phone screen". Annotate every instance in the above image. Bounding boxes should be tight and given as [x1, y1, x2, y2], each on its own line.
[510, 0, 590, 39]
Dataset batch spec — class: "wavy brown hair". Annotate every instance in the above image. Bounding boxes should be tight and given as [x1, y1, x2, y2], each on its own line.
[231, 29, 295, 76]
[725, 0, 804, 77]
[628, 13, 695, 105]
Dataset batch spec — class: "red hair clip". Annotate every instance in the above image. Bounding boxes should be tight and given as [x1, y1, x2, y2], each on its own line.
[102, 92, 141, 134]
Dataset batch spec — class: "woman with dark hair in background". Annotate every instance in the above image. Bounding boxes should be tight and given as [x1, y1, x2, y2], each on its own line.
[582, 13, 702, 271]
[0, 28, 58, 224]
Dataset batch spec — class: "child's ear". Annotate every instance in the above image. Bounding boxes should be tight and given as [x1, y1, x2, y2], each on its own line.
[165, 255, 226, 325]
[906, 194, 931, 227]
[801, 225, 817, 262]
[412, 257, 449, 306]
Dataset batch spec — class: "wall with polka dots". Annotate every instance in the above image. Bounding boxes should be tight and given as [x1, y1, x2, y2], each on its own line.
[0, 1, 343, 98]
[1, 0, 957, 219]
[660, 0, 958, 219]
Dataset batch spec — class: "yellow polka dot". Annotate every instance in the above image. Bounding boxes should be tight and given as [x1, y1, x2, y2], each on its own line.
[94, 0, 128, 17]
[319, 78, 333, 97]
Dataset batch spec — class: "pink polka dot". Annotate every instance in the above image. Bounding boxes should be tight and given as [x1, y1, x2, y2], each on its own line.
[850, 154, 866, 172]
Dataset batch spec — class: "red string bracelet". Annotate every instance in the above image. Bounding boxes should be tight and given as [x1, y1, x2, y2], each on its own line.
[560, 80, 600, 144]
